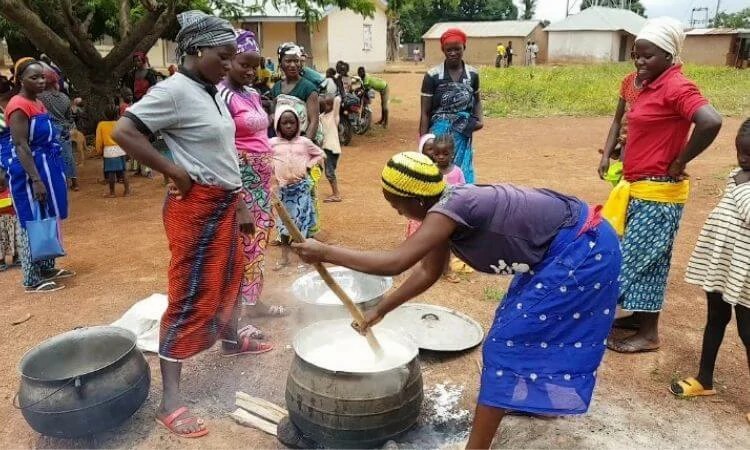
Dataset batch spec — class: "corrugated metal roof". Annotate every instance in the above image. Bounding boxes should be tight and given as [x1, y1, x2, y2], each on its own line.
[422, 20, 542, 39]
[685, 28, 740, 35]
[546, 6, 647, 35]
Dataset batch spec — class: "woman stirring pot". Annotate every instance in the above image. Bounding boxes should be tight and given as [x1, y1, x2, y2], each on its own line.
[293, 152, 622, 448]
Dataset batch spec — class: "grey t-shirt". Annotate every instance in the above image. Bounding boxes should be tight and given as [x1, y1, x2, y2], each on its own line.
[126, 72, 241, 190]
[430, 184, 582, 274]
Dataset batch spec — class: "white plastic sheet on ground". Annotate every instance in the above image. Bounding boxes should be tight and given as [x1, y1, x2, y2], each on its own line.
[110, 293, 167, 353]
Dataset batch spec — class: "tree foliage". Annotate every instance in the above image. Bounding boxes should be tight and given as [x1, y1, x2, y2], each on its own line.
[580, 0, 646, 17]
[399, 0, 518, 43]
[711, 7, 750, 28]
[520, 0, 536, 20]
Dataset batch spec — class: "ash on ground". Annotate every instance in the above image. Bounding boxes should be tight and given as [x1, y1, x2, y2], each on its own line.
[394, 383, 471, 449]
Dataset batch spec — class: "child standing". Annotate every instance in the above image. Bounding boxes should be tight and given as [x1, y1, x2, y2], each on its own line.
[0, 172, 19, 271]
[96, 105, 130, 197]
[671, 120, 750, 426]
[320, 95, 342, 202]
[406, 134, 436, 237]
[271, 106, 325, 269]
[406, 134, 466, 283]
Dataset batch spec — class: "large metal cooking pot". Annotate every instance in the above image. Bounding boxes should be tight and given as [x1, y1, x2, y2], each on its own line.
[286, 320, 422, 448]
[17, 326, 150, 438]
[291, 267, 392, 325]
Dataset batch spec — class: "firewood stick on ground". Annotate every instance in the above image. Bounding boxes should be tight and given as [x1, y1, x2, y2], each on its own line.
[235, 393, 287, 424]
[230, 408, 278, 436]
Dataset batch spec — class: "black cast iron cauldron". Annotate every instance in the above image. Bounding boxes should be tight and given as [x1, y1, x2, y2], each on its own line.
[16, 326, 150, 438]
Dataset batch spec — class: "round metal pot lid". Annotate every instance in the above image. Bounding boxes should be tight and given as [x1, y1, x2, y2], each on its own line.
[380, 303, 484, 351]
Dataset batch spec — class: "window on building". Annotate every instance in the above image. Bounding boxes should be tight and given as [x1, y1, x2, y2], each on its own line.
[363, 24, 373, 51]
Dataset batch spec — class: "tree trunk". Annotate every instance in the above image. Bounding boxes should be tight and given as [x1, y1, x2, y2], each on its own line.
[386, 15, 400, 62]
[64, 63, 120, 134]
[5, 34, 39, 63]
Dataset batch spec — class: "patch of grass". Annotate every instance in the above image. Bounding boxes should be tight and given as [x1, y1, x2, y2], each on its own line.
[480, 63, 750, 118]
[482, 286, 505, 302]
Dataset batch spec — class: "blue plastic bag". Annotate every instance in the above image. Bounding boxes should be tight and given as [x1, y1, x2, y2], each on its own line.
[26, 202, 65, 262]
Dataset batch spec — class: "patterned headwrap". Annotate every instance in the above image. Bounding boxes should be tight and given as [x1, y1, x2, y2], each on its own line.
[277, 42, 303, 63]
[175, 10, 236, 59]
[440, 28, 467, 47]
[43, 67, 59, 87]
[381, 152, 446, 198]
[235, 29, 260, 55]
[636, 17, 685, 61]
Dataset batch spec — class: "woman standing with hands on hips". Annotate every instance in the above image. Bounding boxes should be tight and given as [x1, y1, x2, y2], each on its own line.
[420, 28, 483, 183]
[114, 11, 259, 438]
[600, 18, 722, 353]
[293, 152, 622, 448]
[6, 58, 73, 293]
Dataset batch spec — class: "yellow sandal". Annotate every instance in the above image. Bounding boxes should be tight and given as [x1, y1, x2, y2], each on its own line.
[669, 377, 717, 398]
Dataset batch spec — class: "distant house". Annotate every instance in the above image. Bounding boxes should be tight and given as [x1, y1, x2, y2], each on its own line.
[683, 28, 750, 68]
[422, 20, 546, 66]
[546, 6, 646, 62]
[239, 1, 387, 72]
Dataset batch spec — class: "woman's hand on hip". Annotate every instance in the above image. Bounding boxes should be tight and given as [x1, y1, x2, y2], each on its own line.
[168, 168, 193, 200]
[667, 158, 688, 180]
[352, 309, 384, 336]
[32, 180, 47, 204]
[291, 238, 327, 264]
[237, 202, 255, 235]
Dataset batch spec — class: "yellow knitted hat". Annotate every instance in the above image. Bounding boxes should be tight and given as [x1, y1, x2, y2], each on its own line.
[381, 152, 446, 197]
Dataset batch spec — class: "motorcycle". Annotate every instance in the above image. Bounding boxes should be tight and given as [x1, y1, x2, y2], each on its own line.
[338, 76, 372, 145]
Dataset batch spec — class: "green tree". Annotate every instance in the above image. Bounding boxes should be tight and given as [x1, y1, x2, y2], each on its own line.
[712, 7, 750, 28]
[521, 0, 536, 20]
[399, 0, 518, 43]
[0, 0, 375, 129]
[580, 0, 646, 17]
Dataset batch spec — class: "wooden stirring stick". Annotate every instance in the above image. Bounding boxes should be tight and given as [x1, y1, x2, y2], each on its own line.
[271, 194, 383, 356]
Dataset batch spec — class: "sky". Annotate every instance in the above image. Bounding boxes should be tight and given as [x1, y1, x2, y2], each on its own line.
[526, 0, 748, 25]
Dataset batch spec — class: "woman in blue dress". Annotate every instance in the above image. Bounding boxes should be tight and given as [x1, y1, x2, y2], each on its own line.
[5, 58, 73, 293]
[420, 28, 483, 183]
[293, 152, 622, 448]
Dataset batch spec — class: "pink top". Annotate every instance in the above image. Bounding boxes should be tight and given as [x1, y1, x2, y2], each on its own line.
[218, 84, 271, 155]
[443, 164, 466, 186]
[270, 136, 325, 187]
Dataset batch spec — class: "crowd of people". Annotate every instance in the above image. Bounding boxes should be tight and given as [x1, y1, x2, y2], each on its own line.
[0, 8, 748, 447]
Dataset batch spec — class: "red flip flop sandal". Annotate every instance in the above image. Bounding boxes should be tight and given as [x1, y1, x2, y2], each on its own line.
[222, 336, 273, 357]
[156, 406, 208, 438]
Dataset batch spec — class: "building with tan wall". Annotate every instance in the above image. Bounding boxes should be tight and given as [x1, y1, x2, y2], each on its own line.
[422, 20, 546, 67]
[240, 1, 387, 72]
[546, 6, 645, 63]
[683, 28, 750, 67]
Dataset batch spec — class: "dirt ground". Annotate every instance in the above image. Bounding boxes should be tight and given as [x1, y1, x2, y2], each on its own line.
[1, 72, 749, 449]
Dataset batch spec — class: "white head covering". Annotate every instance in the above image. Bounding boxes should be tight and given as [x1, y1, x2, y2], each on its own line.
[635, 17, 685, 60]
[418, 134, 436, 153]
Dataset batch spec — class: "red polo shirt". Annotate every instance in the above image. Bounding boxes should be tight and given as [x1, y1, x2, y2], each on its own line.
[623, 64, 708, 182]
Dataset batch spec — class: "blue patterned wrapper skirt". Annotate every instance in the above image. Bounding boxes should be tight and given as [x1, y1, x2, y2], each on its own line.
[276, 177, 316, 239]
[479, 205, 621, 415]
[619, 198, 684, 312]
